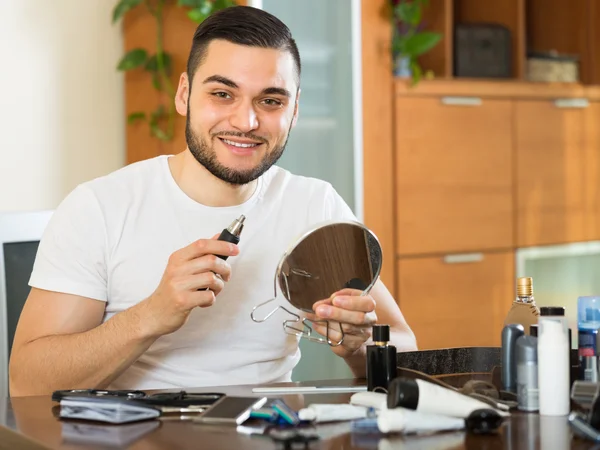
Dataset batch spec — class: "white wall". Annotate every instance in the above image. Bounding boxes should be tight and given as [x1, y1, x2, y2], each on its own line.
[0, 0, 125, 212]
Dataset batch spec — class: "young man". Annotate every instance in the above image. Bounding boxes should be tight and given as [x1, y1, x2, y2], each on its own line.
[9, 6, 416, 396]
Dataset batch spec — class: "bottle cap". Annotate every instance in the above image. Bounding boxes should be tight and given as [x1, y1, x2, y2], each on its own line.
[517, 277, 533, 297]
[372, 325, 390, 342]
[516, 335, 538, 364]
[540, 306, 565, 316]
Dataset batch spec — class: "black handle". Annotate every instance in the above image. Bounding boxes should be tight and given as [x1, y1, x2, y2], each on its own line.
[216, 229, 240, 261]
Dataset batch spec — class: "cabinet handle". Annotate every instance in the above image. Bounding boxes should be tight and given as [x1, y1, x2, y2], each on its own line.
[441, 96, 483, 106]
[553, 98, 589, 109]
[443, 253, 484, 264]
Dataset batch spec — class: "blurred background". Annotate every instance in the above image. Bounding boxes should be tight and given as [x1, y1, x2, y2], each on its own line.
[1, 0, 599, 383]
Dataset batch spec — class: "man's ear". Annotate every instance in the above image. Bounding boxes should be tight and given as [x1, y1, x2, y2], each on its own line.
[174, 72, 190, 116]
[291, 88, 301, 128]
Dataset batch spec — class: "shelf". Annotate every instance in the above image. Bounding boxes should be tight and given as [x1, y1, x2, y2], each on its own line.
[394, 77, 600, 100]
[415, 0, 600, 85]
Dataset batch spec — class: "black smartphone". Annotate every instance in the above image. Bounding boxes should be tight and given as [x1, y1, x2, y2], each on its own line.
[194, 396, 267, 425]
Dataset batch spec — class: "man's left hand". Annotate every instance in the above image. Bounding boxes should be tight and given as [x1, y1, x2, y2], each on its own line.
[305, 288, 378, 358]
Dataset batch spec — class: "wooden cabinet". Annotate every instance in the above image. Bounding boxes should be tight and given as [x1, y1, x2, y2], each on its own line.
[515, 99, 597, 247]
[398, 251, 514, 350]
[395, 96, 513, 256]
[585, 102, 600, 241]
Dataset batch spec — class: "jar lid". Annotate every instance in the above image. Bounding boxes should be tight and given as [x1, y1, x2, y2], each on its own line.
[540, 306, 565, 316]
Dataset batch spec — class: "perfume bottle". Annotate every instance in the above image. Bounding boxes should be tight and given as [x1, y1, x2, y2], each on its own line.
[504, 277, 540, 335]
[367, 325, 397, 392]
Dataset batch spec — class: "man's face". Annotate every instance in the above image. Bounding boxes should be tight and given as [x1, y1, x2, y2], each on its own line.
[175, 39, 300, 185]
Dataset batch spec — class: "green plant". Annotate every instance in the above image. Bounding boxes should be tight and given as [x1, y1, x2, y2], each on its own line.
[112, 0, 236, 141]
[391, 0, 441, 85]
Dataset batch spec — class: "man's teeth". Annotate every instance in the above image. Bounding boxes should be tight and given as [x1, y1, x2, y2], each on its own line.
[222, 138, 259, 148]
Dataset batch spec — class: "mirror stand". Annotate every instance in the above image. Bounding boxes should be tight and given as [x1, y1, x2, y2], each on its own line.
[250, 278, 345, 347]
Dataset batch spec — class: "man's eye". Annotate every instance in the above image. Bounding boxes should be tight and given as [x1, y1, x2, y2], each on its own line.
[212, 92, 231, 99]
[263, 98, 282, 107]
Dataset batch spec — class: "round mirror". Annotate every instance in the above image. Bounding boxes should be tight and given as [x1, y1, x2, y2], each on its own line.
[277, 221, 383, 312]
[251, 220, 383, 346]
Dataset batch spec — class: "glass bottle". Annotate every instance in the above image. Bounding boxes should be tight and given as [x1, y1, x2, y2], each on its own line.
[367, 325, 397, 392]
[504, 277, 540, 335]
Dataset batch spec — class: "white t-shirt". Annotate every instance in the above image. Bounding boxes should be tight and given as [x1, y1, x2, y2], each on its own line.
[29, 155, 357, 390]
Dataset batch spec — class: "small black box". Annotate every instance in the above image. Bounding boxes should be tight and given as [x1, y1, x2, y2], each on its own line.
[454, 23, 512, 78]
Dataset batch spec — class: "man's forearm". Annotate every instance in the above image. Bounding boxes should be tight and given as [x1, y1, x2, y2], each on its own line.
[343, 329, 418, 378]
[9, 302, 158, 396]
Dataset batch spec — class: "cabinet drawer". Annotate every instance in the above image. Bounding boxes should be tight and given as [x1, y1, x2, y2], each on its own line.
[398, 251, 514, 350]
[516, 100, 587, 246]
[395, 96, 513, 256]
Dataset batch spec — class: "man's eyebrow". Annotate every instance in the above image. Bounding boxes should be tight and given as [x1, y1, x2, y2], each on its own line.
[202, 75, 238, 89]
[262, 87, 291, 98]
[202, 76, 291, 98]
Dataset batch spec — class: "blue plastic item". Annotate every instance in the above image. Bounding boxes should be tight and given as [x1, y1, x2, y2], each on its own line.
[578, 296, 600, 357]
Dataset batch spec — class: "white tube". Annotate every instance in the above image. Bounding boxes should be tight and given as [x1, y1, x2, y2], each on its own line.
[297, 404, 368, 422]
[389, 378, 510, 418]
[377, 408, 465, 434]
[538, 317, 570, 416]
[349, 391, 388, 410]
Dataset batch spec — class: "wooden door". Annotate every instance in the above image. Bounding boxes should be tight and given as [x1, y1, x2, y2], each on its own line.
[398, 251, 515, 350]
[515, 99, 587, 247]
[395, 96, 514, 256]
[585, 102, 600, 240]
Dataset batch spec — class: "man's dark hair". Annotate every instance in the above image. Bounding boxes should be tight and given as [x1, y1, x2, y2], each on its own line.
[186, 6, 301, 87]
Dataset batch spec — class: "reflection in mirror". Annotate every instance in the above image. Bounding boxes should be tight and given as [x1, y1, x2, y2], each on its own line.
[278, 222, 382, 311]
[251, 221, 383, 347]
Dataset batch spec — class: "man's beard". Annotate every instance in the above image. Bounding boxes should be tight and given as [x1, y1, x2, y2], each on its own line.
[185, 113, 292, 186]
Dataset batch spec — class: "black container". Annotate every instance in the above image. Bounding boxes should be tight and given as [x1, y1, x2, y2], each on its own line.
[366, 325, 397, 392]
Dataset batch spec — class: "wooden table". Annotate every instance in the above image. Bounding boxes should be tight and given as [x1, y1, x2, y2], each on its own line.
[0, 378, 593, 449]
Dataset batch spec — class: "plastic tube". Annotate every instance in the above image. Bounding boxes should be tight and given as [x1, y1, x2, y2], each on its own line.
[349, 391, 388, 410]
[297, 404, 368, 422]
[377, 408, 465, 434]
[538, 316, 570, 416]
[387, 378, 510, 418]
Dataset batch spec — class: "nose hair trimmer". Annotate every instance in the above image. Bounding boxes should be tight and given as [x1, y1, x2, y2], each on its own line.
[216, 215, 245, 260]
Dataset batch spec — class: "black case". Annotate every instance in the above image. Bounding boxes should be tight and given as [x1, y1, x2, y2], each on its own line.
[454, 23, 512, 78]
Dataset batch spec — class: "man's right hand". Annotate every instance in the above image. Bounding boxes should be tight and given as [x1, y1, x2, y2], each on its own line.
[139, 238, 240, 337]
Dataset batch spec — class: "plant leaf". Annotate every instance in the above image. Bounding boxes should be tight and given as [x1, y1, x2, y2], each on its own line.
[177, 0, 203, 7]
[149, 105, 170, 141]
[403, 32, 441, 57]
[150, 123, 170, 141]
[214, 0, 237, 8]
[409, 58, 423, 86]
[127, 112, 146, 124]
[145, 52, 173, 75]
[395, 2, 420, 26]
[187, 3, 214, 23]
[117, 48, 148, 71]
[112, 0, 143, 23]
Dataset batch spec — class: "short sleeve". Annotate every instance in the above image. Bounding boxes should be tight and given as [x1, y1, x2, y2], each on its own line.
[29, 184, 108, 301]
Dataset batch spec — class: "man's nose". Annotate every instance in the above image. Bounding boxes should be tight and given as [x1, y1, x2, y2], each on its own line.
[229, 99, 259, 132]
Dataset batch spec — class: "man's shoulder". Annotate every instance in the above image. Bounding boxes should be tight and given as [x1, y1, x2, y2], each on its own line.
[266, 165, 334, 195]
[78, 156, 164, 200]
[87, 156, 164, 188]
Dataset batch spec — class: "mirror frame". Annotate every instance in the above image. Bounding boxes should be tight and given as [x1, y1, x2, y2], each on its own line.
[250, 220, 383, 346]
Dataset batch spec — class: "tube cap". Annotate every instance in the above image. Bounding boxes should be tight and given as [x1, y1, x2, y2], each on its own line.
[540, 306, 565, 316]
[373, 325, 390, 342]
[387, 378, 419, 410]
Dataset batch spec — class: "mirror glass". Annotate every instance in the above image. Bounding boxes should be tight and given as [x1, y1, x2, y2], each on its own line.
[276, 221, 383, 313]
